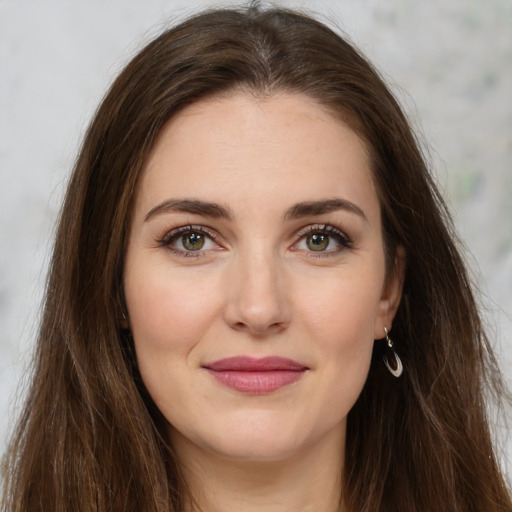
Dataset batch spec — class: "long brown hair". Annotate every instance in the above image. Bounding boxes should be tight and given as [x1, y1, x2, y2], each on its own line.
[2, 5, 510, 511]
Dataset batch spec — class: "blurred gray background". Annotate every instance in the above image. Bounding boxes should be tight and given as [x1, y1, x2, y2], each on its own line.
[1, 0, 511, 472]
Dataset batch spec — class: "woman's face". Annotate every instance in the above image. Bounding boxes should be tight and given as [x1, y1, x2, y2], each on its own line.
[124, 92, 403, 463]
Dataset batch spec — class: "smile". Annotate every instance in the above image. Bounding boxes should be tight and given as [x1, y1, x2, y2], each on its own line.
[202, 356, 309, 393]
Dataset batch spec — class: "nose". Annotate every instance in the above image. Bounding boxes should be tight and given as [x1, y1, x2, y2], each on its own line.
[223, 249, 292, 337]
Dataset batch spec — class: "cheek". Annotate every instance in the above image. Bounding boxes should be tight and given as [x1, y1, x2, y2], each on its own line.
[296, 269, 382, 403]
[125, 262, 222, 356]
[124, 263, 224, 422]
[298, 268, 383, 344]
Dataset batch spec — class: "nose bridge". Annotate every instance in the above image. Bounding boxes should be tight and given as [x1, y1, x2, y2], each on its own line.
[224, 241, 291, 335]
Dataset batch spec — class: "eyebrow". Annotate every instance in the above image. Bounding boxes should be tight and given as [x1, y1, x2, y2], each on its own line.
[284, 198, 368, 223]
[145, 199, 234, 222]
[144, 197, 368, 224]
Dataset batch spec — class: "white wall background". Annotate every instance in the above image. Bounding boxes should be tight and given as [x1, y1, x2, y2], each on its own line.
[1, 0, 511, 473]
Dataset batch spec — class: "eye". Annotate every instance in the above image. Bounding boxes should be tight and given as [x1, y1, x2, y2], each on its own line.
[180, 231, 208, 251]
[305, 233, 330, 251]
[293, 225, 352, 255]
[158, 225, 220, 255]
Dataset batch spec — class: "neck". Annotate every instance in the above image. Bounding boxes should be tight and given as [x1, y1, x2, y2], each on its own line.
[175, 429, 345, 512]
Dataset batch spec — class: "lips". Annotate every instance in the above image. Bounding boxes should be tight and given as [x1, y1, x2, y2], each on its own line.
[202, 356, 308, 393]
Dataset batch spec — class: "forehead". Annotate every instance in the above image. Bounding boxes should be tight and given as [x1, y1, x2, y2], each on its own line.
[135, 92, 378, 219]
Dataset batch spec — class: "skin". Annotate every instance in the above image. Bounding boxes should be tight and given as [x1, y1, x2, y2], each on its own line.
[124, 92, 404, 511]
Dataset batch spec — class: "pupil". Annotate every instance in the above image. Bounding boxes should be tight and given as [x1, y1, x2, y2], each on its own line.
[183, 232, 204, 250]
[307, 234, 328, 251]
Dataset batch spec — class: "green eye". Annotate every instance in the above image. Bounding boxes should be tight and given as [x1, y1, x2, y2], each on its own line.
[182, 232, 205, 251]
[306, 233, 329, 251]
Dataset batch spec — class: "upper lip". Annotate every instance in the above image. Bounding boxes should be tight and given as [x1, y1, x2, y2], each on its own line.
[202, 356, 308, 372]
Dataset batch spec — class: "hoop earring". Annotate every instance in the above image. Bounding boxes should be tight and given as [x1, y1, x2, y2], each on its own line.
[383, 327, 403, 378]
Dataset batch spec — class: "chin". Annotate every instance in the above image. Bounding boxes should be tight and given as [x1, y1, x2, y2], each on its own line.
[175, 411, 342, 464]
[204, 432, 307, 463]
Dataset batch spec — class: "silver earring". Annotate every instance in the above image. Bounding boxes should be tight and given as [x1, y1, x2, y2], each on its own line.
[383, 327, 403, 378]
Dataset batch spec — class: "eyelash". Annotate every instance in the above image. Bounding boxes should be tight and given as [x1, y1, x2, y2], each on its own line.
[157, 223, 353, 258]
[294, 224, 353, 258]
[157, 225, 220, 258]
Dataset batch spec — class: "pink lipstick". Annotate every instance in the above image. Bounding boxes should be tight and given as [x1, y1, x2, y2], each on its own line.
[202, 356, 308, 393]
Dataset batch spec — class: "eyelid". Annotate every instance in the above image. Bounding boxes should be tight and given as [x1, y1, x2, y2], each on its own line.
[292, 223, 353, 255]
[156, 222, 352, 258]
[295, 224, 352, 242]
[158, 224, 218, 244]
[157, 224, 223, 257]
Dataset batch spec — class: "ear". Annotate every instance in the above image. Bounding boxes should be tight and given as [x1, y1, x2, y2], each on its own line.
[374, 245, 406, 339]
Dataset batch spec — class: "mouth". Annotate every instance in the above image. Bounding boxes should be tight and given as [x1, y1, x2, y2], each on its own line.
[202, 356, 309, 394]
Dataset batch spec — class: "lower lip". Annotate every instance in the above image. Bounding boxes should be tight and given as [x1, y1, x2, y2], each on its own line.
[206, 369, 305, 393]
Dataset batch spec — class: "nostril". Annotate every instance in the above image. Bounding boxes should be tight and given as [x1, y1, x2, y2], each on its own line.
[233, 321, 246, 331]
[222, 268, 292, 336]
[230, 319, 288, 337]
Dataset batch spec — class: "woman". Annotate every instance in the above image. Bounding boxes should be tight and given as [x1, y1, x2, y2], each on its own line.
[2, 5, 510, 511]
